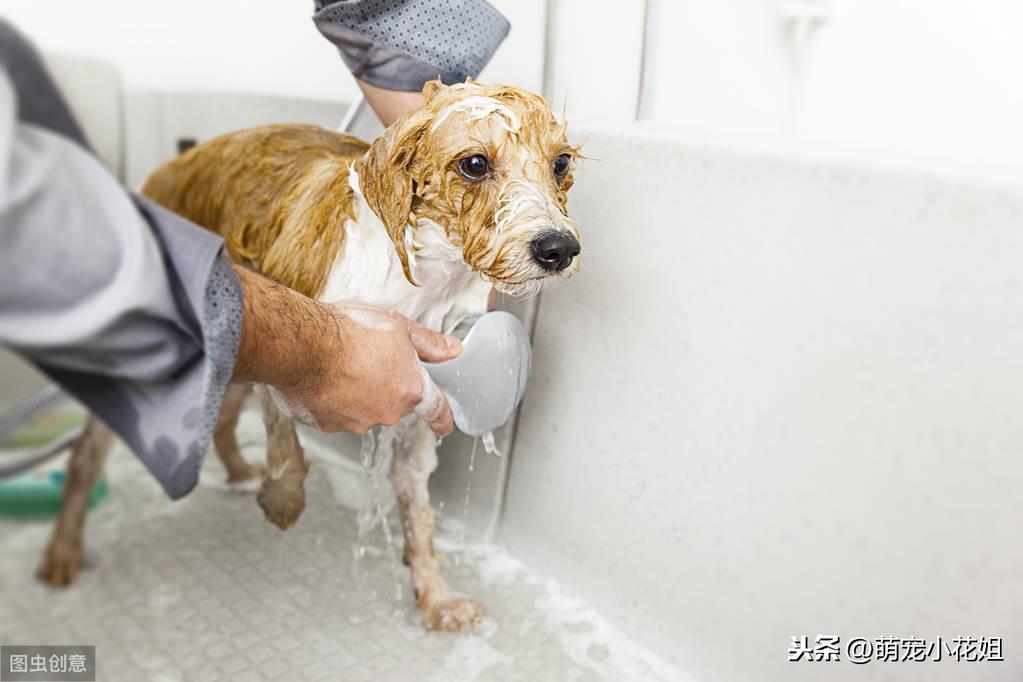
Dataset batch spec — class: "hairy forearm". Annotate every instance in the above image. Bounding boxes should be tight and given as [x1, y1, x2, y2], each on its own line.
[229, 264, 342, 392]
[226, 263, 457, 436]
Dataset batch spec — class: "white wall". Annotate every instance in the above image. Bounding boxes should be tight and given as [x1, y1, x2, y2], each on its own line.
[1, 0, 544, 102]
[640, 0, 1023, 173]
[641, 0, 793, 137]
[543, 0, 647, 127]
[799, 0, 1023, 171]
[8, 0, 1023, 172]
[540, 0, 1023, 174]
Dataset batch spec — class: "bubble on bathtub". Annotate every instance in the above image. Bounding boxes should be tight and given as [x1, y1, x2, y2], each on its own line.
[435, 539, 526, 588]
[430, 538, 692, 681]
[395, 611, 429, 642]
[425, 616, 512, 682]
[534, 578, 693, 682]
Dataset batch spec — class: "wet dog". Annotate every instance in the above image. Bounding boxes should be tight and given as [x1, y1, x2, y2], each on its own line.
[37, 79, 581, 630]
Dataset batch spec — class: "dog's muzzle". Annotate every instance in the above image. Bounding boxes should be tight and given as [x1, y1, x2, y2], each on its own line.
[530, 230, 580, 272]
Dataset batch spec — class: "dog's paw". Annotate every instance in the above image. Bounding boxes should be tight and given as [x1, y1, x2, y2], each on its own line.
[36, 539, 83, 587]
[422, 593, 485, 632]
[256, 475, 305, 530]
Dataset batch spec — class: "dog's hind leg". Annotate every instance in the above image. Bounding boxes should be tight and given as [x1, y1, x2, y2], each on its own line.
[391, 419, 483, 631]
[37, 416, 114, 587]
[255, 387, 309, 530]
[214, 383, 264, 486]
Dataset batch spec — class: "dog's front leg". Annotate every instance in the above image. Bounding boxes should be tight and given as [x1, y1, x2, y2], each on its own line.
[391, 419, 483, 631]
[256, 386, 309, 530]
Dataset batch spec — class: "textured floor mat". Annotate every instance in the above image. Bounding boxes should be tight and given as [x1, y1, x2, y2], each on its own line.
[0, 412, 688, 682]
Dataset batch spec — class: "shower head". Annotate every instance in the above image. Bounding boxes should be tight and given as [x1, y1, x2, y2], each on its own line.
[423, 311, 532, 437]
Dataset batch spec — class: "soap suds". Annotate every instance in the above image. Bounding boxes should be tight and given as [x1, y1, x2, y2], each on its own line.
[415, 365, 447, 426]
[435, 540, 695, 682]
[430, 96, 520, 134]
[425, 618, 511, 682]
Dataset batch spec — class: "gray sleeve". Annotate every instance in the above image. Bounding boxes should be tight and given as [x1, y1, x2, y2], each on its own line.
[0, 22, 90, 152]
[0, 70, 242, 499]
[313, 0, 509, 91]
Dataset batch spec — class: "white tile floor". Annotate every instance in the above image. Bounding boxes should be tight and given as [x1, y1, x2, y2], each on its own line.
[0, 412, 688, 682]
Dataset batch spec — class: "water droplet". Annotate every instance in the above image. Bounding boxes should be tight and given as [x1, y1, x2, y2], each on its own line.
[459, 437, 480, 549]
[358, 429, 404, 602]
[481, 431, 502, 457]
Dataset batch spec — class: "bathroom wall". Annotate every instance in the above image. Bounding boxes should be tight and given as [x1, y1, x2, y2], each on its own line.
[2, 0, 545, 102]
[649, 0, 1023, 171]
[10, 0, 1021, 173]
[499, 125, 1023, 682]
[549, 0, 1023, 174]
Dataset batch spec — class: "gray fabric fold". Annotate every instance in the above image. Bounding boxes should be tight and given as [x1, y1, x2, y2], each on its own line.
[0, 22, 89, 151]
[0, 47, 243, 499]
[313, 0, 510, 90]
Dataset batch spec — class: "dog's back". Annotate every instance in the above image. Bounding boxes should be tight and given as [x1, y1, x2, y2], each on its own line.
[141, 124, 369, 298]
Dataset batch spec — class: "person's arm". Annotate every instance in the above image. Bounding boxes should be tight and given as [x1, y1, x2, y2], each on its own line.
[313, 0, 510, 127]
[0, 68, 457, 499]
[229, 265, 456, 436]
[0, 66, 228, 497]
[354, 79, 424, 128]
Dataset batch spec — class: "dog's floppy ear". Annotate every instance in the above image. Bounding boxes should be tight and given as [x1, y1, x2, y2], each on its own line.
[422, 78, 445, 103]
[357, 106, 434, 285]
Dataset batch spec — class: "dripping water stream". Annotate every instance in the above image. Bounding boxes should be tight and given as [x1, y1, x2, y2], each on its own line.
[456, 436, 480, 561]
[358, 428, 403, 602]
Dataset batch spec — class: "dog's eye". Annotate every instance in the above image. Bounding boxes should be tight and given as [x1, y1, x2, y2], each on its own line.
[458, 154, 489, 180]
[553, 153, 571, 177]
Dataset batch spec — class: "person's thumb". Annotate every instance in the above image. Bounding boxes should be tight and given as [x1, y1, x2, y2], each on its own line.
[406, 319, 462, 362]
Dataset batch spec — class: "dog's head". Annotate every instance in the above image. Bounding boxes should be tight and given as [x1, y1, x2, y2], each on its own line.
[357, 79, 581, 296]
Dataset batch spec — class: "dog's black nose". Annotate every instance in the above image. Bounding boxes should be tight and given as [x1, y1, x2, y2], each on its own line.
[530, 231, 580, 272]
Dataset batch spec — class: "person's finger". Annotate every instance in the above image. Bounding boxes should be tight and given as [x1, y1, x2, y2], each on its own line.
[406, 318, 462, 362]
[424, 397, 454, 437]
[414, 367, 455, 437]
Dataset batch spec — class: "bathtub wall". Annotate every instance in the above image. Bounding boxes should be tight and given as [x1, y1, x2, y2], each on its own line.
[499, 127, 1023, 682]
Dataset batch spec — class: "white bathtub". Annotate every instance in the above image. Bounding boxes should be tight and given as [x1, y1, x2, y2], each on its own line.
[2, 55, 1021, 681]
[501, 126, 1023, 682]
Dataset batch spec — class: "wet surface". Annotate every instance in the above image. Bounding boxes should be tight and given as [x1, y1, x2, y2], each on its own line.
[0, 411, 688, 682]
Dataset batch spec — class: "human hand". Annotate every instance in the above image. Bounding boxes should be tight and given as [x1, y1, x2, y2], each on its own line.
[231, 268, 461, 437]
[284, 301, 460, 437]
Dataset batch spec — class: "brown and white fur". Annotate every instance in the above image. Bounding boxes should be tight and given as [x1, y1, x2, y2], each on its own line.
[36, 79, 581, 631]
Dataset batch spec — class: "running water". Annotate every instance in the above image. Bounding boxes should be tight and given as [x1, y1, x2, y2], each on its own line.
[457, 436, 481, 557]
[357, 429, 403, 602]
[481, 431, 502, 457]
